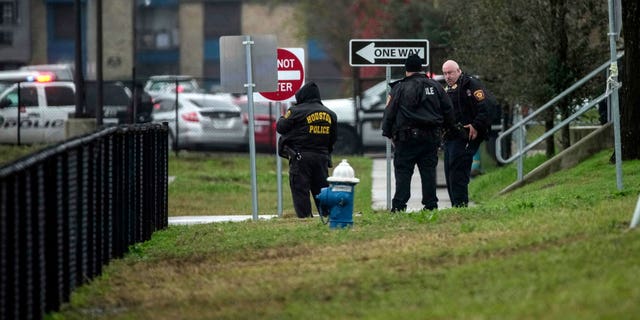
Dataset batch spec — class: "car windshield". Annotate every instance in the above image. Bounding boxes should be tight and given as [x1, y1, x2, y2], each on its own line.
[85, 83, 131, 106]
[149, 80, 200, 93]
[361, 81, 390, 110]
[363, 80, 389, 98]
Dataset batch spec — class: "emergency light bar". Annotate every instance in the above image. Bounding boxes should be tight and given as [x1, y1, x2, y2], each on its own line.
[35, 73, 55, 82]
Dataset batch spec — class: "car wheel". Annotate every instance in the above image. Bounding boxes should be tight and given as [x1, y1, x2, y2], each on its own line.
[333, 125, 360, 155]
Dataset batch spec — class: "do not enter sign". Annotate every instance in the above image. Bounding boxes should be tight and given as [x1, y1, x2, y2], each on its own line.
[259, 48, 305, 102]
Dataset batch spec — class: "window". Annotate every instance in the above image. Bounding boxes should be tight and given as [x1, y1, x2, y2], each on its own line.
[157, 99, 177, 112]
[0, 31, 12, 46]
[0, 2, 16, 25]
[4, 87, 38, 108]
[204, 3, 240, 38]
[52, 4, 74, 40]
[137, 6, 178, 50]
[45, 86, 75, 107]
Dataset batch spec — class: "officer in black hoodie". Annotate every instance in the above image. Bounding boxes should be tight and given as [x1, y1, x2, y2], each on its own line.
[382, 54, 455, 212]
[277, 81, 338, 218]
[441, 59, 492, 207]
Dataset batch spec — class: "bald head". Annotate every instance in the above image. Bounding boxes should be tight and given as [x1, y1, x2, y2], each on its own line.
[442, 60, 462, 86]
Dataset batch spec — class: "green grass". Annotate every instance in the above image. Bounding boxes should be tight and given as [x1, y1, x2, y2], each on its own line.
[168, 151, 372, 217]
[36, 149, 640, 319]
[0, 144, 49, 167]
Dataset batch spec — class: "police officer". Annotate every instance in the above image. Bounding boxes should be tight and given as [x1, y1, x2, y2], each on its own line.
[277, 81, 338, 218]
[441, 60, 492, 207]
[382, 54, 455, 212]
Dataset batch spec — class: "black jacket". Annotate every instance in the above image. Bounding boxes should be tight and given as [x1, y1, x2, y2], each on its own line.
[276, 82, 338, 156]
[444, 73, 493, 139]
[381, 73, 455, 138]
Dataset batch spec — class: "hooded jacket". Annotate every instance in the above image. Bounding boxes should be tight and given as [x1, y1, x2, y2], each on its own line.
[276, 82, 338, 156]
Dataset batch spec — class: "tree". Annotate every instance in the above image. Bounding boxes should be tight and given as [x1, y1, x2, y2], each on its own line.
[439, 0, 609, 158]
[620, 0, 640, 160]
[380, 0, 451, 76]
[262, 0, 393, 96]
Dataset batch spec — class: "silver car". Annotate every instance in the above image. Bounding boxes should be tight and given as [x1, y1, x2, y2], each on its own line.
[151, 93, 247, 151]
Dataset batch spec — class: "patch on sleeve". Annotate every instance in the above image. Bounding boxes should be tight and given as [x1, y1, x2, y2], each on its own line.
[473, 90, 485, 101]
[284, 110, 292, 118]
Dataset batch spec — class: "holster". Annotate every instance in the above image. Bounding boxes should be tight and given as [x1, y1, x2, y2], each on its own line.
[277, 137, 297, 160]
[444, 123, 469, 141]
[281, 145, 301, 160]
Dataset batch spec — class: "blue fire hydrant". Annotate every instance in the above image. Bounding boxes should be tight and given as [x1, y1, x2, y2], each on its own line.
[316, 159, 360, 229]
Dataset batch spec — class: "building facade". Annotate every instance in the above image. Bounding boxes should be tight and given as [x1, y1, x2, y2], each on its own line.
[0, 0, 342, 96]
[0, 0, 32, 69]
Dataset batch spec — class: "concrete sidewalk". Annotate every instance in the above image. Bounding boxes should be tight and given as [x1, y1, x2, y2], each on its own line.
[371, 156, 451, 212]
[169, 215, 277, 225]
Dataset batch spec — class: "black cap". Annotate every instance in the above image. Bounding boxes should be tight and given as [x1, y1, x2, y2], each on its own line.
[404, 54, 423, 72]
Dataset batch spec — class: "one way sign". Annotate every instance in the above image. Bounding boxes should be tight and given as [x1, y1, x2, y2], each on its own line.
[350, 39, 429, 67]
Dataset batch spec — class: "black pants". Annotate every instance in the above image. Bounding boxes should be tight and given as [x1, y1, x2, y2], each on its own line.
[392, 128, 440, 211]
[443, 138, 481, 207]
[288, 152, 330, 218]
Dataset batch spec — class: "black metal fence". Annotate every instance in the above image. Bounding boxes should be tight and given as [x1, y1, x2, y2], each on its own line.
[0, 123, 169, 320]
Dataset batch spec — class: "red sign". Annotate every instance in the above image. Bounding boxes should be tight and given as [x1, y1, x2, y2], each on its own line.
[259, 48, 305, 101]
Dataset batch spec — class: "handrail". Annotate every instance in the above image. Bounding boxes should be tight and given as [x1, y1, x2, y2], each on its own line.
[495, 53, 623, 181]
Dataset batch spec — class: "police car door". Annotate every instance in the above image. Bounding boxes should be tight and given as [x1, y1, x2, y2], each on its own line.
[41, 83, 76, 142]
[0, 84, 42, 144]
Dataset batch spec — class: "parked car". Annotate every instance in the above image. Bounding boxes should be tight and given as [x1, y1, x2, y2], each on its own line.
[144, 75, 203, 96]
[0, 81, 75, 144]
[0, 80, 135, 144]
[151, 92, 246, 151]
[233, 96, 281, 152]
[323, 75, 446, 154]
[85, 81, 151, 124]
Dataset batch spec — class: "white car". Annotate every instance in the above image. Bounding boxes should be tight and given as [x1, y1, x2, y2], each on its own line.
[0, 81, 76, 144]
[151, 93, 247, 151]
[0, 80, 134, 144]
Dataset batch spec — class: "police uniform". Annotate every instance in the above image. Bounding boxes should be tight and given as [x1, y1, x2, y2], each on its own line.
[277, 81, 338, 218]
[443, 73, 492, 207]
[382, 55, 455, 212]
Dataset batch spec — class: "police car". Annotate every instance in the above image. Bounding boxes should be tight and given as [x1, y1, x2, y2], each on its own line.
[0, 79, 76, 144]
[0, 77, 133, 144]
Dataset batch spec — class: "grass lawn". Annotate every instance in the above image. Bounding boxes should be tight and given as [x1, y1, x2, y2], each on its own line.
[31, 148, 640, 319]
[167, 152, 372, 217]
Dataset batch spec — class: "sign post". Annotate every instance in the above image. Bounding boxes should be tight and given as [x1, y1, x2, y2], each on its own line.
[220, 35, 277, 221]
[349, 39, 429, 210]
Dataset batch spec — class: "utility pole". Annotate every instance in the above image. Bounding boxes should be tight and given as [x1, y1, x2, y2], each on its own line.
[96, 0, 103, 125]
[74, 0, 86, 117]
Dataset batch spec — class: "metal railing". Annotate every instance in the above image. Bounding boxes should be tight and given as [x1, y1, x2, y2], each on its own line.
[496, 53, 623, 181]
[0, 123, 169, 319]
